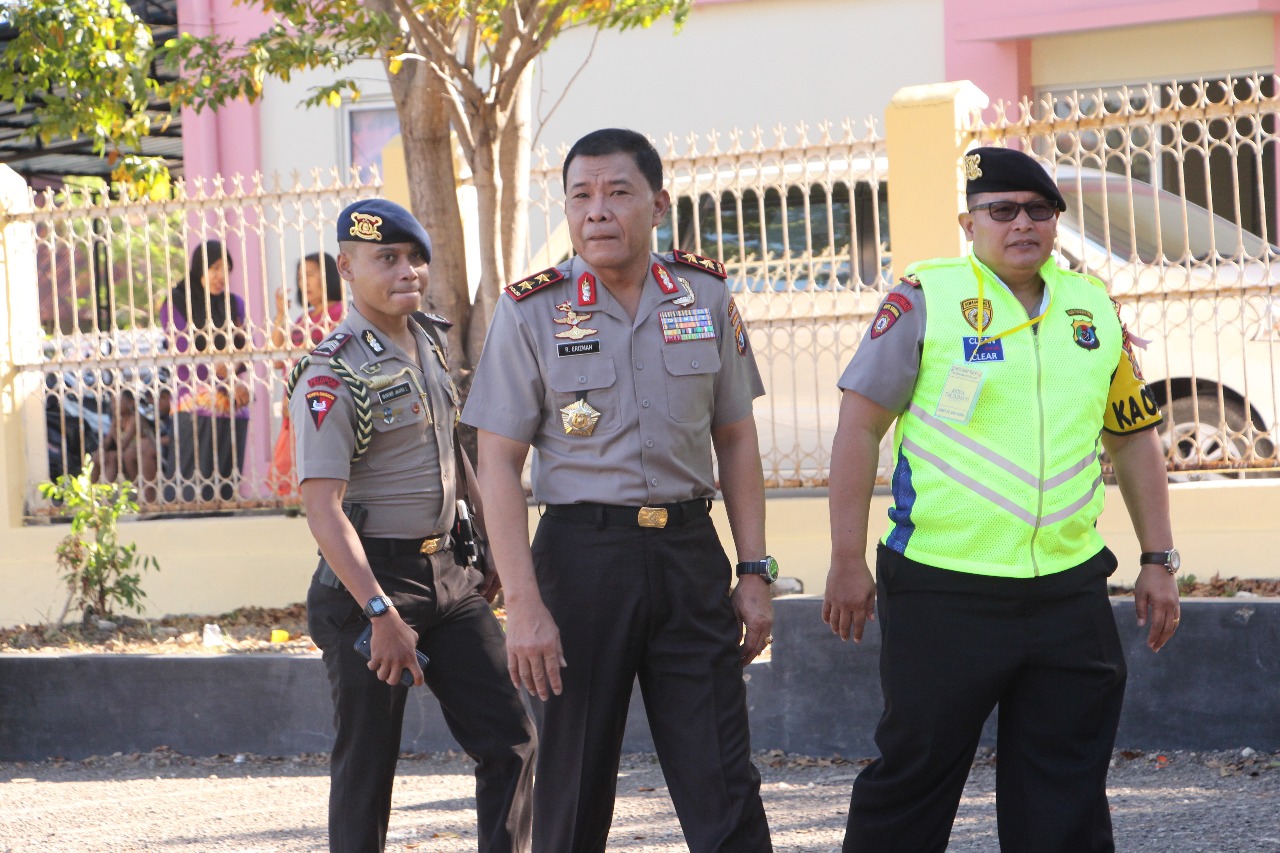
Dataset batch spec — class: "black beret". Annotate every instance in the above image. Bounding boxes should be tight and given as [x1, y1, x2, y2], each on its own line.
[337, 198, 433, 262]
[963, 147, 1066, 212]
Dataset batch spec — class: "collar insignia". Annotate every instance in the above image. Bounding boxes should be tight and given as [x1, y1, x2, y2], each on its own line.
[577, 272, 597, 306]
[653, 262, 679, 294]
[362, 329, 386, 354]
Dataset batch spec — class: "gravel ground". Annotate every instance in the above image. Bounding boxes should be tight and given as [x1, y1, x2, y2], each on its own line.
[1, 747, 1277, 852]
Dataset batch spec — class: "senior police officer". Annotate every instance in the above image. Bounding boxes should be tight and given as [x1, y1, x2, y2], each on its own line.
[462, 128, 775, 852]
[291, 198, 535, 853]
[822, 147, 1180, 852]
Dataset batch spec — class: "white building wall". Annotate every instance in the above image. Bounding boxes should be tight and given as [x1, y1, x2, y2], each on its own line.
[256, 1, 944, 181]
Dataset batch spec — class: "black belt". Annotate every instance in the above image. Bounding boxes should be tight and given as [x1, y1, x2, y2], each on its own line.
[361, 533, 452, 557]
[544, 499, 711, 529]
[313, 533, 452, 590]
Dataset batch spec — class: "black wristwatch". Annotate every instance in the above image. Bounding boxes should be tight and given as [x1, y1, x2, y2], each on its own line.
[363, 595, 394, 618]
[736, 556, 779, 585]
[1139, 549, 1180, 574]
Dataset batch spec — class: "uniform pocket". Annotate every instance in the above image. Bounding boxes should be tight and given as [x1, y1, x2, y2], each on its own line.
[365, 398, 431, 470]
[661, 340, 720, 422]
[546, 356, 619, 436]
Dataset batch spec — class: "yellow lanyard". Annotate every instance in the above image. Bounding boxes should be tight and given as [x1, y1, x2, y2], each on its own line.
[968, 256, 1051, 355]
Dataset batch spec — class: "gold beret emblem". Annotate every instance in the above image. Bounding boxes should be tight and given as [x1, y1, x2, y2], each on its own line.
[964, 153, 983, 181]
[349, 212, 383, 241]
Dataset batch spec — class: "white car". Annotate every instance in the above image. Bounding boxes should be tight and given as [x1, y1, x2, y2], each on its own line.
[1055, 167, 1279, 479]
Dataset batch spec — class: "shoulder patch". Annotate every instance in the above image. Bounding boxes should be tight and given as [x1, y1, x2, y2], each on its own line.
[671, 249, 727, 279]
[900, 274, 922, 289]
[311, 331, 354, 359]
[505, 267, 565, 301]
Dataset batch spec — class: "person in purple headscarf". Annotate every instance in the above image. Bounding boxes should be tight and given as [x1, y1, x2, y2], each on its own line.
[159, 240, 250, 503]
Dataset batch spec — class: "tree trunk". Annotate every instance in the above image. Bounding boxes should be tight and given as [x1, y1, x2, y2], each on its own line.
[466, 104, 504, 367]
[370, 0, 472, 366]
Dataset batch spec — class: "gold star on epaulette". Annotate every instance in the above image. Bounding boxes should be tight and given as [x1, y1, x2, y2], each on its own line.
[505, 267, 565, 301]
[671, 249, 727, 279]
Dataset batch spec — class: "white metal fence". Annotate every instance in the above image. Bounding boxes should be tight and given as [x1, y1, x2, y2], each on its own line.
[973, 73, 1280, 479]
[9, 76, 1280, 520]
[8, 170, 379, 517]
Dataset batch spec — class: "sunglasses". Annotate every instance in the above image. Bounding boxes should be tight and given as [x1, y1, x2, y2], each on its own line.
[967, 200, 1059, 222]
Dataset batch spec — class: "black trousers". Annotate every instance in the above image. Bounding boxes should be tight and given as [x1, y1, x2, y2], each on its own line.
[529, 510, 772, 853]
[844, 545, 1126, 853]
[308, 550, 536, 853]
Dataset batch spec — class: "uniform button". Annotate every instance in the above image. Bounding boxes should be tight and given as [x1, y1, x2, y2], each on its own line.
[650, 478, 659, 486]
[645, 439, 654, 448]
[635, 361, 643, 370]
[691, 360, 699, 368]
[641, 399, 650, 408]
[578, 375, 587, 383]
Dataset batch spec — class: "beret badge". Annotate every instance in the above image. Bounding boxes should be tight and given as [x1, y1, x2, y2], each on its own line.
[349, 212, 383, 241]
[964, 153, 983, 181]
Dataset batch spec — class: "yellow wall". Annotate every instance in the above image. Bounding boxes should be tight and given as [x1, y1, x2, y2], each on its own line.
[2, 483, 1276, 626]
[1031, 15, 1274, 89]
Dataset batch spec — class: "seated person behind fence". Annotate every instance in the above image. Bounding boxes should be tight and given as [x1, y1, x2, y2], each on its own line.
[270, 252, 345, 498]
[159, 240, 251, 503]
[92, 388, 159, 491]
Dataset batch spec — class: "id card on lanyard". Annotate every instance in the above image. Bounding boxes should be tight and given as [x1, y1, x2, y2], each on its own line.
[934, 256, 1051, 425]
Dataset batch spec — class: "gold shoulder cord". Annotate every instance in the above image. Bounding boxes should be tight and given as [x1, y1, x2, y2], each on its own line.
[284, 355, 376, 462]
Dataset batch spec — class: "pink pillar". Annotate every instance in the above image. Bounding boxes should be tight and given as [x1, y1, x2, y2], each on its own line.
[177, 0, 276, 499]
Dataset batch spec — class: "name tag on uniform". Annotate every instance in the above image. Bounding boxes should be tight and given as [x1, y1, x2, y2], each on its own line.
[935, 364, 985, 424]
[660, 308, 716, 343]
[558, 340, 601, 357]
[378, 382, 413, 403]
[962, 336, 1005, 362]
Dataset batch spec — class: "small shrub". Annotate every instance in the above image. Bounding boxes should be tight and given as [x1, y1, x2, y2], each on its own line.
[38, 457, 159, 624]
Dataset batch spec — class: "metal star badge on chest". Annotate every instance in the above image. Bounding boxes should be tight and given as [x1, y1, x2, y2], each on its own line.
[560, 398, 601, 436]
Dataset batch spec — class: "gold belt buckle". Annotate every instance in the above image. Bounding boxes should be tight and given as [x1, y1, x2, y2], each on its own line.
[420, 535, 443, 555]
[637, 507, 668, 529]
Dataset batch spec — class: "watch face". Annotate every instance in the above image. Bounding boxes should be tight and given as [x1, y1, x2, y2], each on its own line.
[1168, 549, 1181, 571]
[765, 556, 780, 582]
[366, 596, 390, 617]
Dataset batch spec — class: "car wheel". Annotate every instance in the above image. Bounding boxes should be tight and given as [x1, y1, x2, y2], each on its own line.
[1161, 394, 1250, 481]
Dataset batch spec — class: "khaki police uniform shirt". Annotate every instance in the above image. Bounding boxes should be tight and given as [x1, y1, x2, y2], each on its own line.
[838, 264, 1160, 435]
[290, 302, 457, 538]
[462, 252, 765, 505]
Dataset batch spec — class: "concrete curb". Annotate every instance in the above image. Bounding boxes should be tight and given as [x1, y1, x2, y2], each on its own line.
[2, 598, 1276, 762]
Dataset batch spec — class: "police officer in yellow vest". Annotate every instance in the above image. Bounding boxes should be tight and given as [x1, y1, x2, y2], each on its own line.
[822, 147, 1180, 852]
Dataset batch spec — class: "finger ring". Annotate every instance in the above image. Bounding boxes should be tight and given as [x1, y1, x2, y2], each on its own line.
[765, 635, 773, 645]
[1173, 617, 1181, 624]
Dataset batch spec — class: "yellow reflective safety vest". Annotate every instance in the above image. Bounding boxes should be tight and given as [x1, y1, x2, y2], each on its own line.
[884, 255, 1122, 578]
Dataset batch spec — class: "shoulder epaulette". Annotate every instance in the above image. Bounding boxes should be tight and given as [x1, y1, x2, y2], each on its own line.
[310, 330, 354, 358]
[505, 267, 564, 301]
[419, 312, 453, 329]
[671, 249, 727, 279]
[899, 274, 922, 289]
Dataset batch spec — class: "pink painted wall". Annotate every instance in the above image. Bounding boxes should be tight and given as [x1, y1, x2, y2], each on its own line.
[945, 0, 1280, 110]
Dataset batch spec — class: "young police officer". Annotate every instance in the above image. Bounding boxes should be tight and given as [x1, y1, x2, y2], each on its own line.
[463, 128, 775, 852]
[823, 147, 1180, 852]
[292, 199, 535, 853]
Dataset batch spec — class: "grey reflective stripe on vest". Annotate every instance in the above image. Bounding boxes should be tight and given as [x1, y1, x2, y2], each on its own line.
[1041, 473, 1104, 526]
[900, 436, 1038, 527]
[907, 402, 1098, 494]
